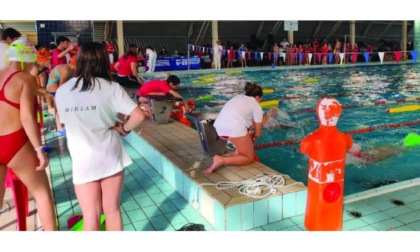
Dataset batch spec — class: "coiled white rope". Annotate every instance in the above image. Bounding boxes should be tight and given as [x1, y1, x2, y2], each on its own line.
[195, 173, 304, 200]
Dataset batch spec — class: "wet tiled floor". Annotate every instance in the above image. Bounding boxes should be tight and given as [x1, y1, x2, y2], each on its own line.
[1, 111, 420, 231]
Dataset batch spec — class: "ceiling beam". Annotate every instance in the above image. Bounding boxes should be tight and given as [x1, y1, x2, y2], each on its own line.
[188, 21, 194, 38]
[194, 21, 208, 45]
[262, 21, 283, 49]
[326, 21, 343, 41]
[312, 21, 323, 37]
[256, 21, 265, 37]
[375, 21, 395, 41]
[362, 22, 373, 36]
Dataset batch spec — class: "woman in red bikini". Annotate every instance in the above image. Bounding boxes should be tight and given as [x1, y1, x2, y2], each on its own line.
[0, 38, 57, 230]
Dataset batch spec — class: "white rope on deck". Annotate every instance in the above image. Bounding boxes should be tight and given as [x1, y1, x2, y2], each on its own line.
[192, 173, 304, 208]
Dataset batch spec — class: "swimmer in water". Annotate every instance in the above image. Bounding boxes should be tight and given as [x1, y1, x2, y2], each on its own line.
[261, 107, 294, 129]
[347, 143, 406, 165]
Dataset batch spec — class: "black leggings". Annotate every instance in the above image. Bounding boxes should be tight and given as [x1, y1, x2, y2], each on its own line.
[112, 74, 141, 88]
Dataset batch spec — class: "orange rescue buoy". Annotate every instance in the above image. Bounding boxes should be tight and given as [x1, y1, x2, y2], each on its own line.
[172, 101, 192, 127]
[300, 97, 353, 231]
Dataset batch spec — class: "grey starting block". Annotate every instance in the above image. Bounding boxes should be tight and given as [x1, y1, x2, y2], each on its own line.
[148, 95, 183, 125]
[185, 113, 227, 157]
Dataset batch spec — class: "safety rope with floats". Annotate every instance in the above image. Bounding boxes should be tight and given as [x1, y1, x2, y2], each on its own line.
[254, 119, 420, 149]
[275, 85, 419, 102]
[197, 86, 419, 109]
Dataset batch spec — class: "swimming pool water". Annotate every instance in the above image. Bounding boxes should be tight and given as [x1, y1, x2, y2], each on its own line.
[140, 63, 420, 196]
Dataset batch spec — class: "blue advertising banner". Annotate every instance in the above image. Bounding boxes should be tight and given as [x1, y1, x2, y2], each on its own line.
[152, 56, 201, 71]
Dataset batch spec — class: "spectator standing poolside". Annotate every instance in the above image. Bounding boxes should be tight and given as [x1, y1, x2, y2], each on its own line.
[238, 43, 247, 67]
[114, 44, 144, 88]
[227, 46, 235, 68]
[146, 46, 157, 72]
[213, 40, 223, 70]
[0, 38, 57, 230]
[31, 46, 53, 113]
[52, 36, 73, 68]
[0, 28, 21, 70]
[46, 55, 77, 136]
[273, 43, 280, 66]
[158, 47, 170, 57]
[105, 40, 115, 63]
[55, 42, 145, 231]
[366, 44, 373, 62]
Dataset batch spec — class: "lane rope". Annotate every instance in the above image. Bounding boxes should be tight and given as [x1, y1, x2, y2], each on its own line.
[254, 119, 420, 149]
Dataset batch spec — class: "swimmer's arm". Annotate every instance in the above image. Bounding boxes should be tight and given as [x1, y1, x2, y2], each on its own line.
[168, 90, 182, 99]
[20, 76, 43, 150]
[253, 122, 262, 140]
[261, 114, 269, 125]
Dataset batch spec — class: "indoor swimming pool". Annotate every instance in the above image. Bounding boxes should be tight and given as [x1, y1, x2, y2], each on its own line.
[136, 63, 420, 196]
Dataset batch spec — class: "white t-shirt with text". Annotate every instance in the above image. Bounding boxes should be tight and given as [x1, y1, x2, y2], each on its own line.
[56, 77, 138, 184]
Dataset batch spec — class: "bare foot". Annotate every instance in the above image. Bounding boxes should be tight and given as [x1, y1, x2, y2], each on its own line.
[204, 155, 223, 174]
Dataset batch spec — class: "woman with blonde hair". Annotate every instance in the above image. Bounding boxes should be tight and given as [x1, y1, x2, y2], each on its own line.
[0, 38, 57, 230]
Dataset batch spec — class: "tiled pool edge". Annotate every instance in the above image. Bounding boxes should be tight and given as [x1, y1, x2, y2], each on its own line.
[124, 130, 307, 231]
[344, 178, 420, 204]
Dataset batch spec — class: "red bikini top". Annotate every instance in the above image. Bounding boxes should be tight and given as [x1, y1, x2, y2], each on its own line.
[0, 71, 20, 110]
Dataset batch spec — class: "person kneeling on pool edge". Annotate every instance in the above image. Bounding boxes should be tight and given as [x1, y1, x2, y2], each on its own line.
[204, 82, 264, 174]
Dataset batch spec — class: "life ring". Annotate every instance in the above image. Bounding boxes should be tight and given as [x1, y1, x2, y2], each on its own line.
[386, 104, 420, 113]
[192, 79, 215, 84]
[260, 99, 279, 108]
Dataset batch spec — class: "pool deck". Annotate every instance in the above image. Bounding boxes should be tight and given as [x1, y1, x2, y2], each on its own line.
[2, 62, 420, 231]
[1, 117, 420, 231]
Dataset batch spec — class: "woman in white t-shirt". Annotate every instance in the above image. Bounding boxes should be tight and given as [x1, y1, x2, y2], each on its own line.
[204, 82, 264, 174]
[55, 42, 146, 231]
